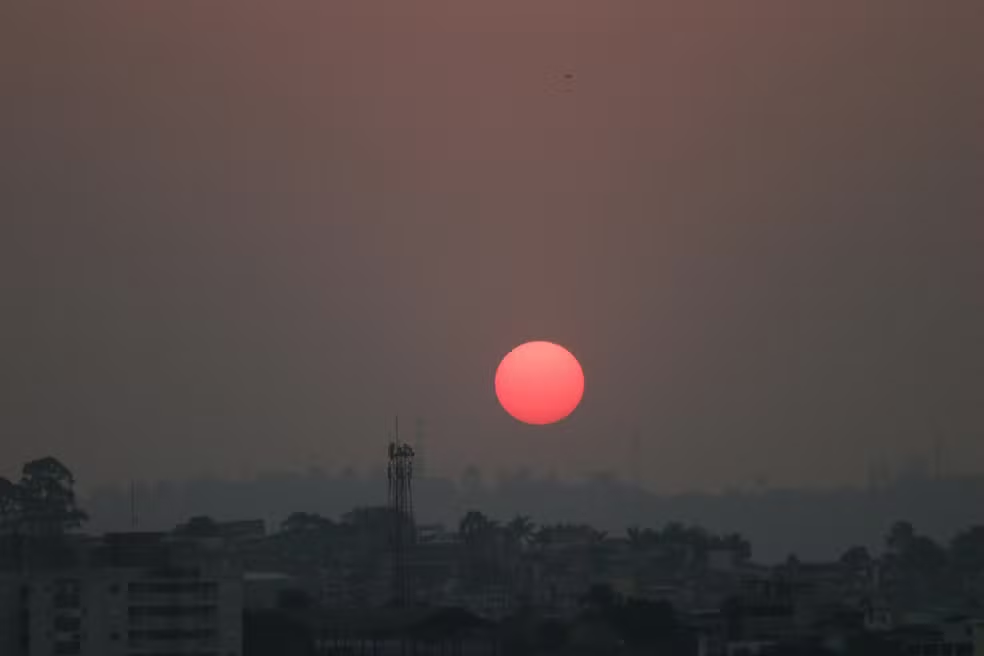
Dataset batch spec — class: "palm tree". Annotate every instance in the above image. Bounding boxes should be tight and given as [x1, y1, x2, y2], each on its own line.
[532, 526, 554, 550]
[502, 515, 534, 593]
[458, 511, 504, 584]
[459, 510, 494, 544]
[506, 515, 536, 548]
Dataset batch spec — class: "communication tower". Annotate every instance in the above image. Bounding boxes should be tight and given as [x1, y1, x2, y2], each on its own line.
[387, 417, 415, 606]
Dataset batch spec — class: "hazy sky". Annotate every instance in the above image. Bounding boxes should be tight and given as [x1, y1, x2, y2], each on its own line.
[2, 3, 982, 493]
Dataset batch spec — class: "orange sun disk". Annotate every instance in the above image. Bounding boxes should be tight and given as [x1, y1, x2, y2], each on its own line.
[495, 341, 584, 425]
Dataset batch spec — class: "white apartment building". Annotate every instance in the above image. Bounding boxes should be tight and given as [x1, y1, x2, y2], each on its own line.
[3, 533, 243, 656]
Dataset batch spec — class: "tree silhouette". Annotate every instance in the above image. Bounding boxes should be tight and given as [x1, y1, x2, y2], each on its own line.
[17, 457, 87, 535]
[839, 546, 872, 570]
[343, 506, 403, 544]
[885, 521, 915, 554]
[281, 512, 334, 534]
[459, 510, 496, 544]
[883, 521, 947, 576]
[949, 525, 984, 574]
[459, 510, 504, 584]
[904, 535, 947, 574]
[175, 516, 220, 537]
[719, 532, 753, 563]
[506, 514, 536, 547]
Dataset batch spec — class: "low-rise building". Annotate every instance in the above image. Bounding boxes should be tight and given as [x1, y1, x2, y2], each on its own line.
[2, 532, 243, 656]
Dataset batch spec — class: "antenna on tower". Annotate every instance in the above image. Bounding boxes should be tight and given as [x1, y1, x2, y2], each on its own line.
[387, 415, 415, 607]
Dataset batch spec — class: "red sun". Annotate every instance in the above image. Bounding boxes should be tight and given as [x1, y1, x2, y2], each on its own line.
[495, 341, 584, 425]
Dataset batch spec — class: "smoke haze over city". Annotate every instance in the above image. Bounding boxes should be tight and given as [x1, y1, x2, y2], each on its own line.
[2, 3, 982, 494]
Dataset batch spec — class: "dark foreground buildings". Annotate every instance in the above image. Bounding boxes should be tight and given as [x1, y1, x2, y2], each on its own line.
[4, 516, 984, 655]
[0, 532, 243, 656]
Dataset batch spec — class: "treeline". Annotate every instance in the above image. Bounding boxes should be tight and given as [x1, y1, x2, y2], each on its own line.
[0, 456, 87, 536]
[83, 466, 984, 561]
[11, 455, 984, 575]
[836, 519, 984, 575]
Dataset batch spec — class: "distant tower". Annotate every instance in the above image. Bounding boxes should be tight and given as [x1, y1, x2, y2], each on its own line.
[387, 417, 415, 607]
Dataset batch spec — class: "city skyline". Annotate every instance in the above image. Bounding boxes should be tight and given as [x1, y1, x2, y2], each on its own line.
[2, 4, 982, 655]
